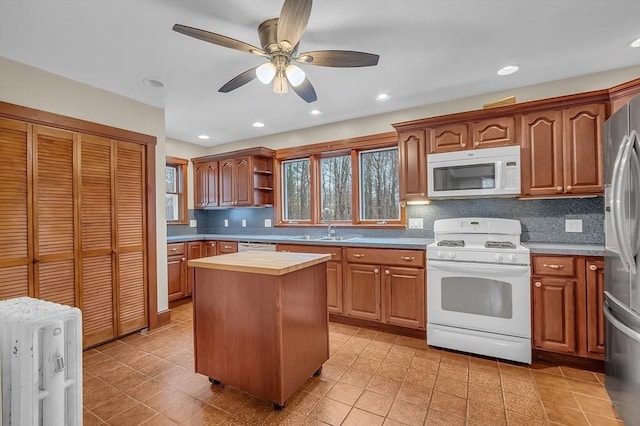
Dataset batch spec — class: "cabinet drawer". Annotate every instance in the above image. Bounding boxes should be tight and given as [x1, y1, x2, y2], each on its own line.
[167, 242, 186, 256]
[277, 244, 343, 261]
[532, 256, 575, 277]
[345, 247, 425, 268]
[218, 241, 238, 253]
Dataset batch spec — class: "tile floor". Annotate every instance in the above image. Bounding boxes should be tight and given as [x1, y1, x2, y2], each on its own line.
[83, 302, 623, 425]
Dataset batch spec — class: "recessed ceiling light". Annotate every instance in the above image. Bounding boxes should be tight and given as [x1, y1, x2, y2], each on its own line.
[252, 122, 265, 128]
[310, 109, 323, 115]
[375, 93, 390, 101]
[198, 135, 210, 140]
[142, 78, 165, 88]
[497, 65, 519, 76]
[631, 38, 640, 48]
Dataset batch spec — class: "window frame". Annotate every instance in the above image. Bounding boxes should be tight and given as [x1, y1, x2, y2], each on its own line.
[165, 156, 188, 225]
[356, 146, 401, 224]
[275, 132, 405, 228]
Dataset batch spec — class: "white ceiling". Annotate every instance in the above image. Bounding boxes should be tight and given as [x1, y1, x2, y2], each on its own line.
[1, 1, 639, 147]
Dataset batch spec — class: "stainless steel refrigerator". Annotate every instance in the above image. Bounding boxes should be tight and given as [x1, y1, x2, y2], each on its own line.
[604, 93, 640, 424]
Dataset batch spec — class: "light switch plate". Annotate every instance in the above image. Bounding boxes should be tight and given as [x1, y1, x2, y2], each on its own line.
[264, 219, 272, 228]
[241, 219, 247, 227]
[224, 219, 229, 227]
[408, 218, 424, 229]
[189, 219, 197, 228]
[565, 219, 583, 233]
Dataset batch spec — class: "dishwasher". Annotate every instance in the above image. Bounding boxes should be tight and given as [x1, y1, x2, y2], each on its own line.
[237, 242, 277, 252]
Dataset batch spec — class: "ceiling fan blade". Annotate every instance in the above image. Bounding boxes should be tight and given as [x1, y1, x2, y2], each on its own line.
[173, 24, 266, 56]
[219, 66, 259, 93]
[291, 78, 317, 103]
[295, 50, 379, 67]
[277, 0, 312, 49]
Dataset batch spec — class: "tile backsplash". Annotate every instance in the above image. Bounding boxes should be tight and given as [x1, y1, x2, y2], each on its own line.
[167, 197, 604, 244]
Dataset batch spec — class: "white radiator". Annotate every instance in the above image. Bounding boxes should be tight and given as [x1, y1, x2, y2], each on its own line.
[0, 297, 82, 426]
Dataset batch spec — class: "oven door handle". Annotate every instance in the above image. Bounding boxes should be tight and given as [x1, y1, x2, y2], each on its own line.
[427, 259, 530, 274]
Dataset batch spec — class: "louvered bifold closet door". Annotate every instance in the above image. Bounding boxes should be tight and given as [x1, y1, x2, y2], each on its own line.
[79, 134, 116, 346]
[115, 141, 147, 335]
[33, 126, 78, 307]
[0, 118, 31, 299]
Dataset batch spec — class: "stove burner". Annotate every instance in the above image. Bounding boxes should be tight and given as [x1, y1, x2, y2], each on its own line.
[437, 240, 465, 247]
[485, 241, 516, 249]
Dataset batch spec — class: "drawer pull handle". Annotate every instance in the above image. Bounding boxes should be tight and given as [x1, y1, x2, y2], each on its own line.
[401, 256, 415, 261]
[589, 264, 598, 271]
[170, 248, 178, 251]
[535, 281, 542, 287]
[352, 254, 365, 258]
[542, 264, 564, 269]
[224, 245, 232, 249]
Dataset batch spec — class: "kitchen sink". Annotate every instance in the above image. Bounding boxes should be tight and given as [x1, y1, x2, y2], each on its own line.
[317, 235, 359, 241]
[288, 235, 325, 241]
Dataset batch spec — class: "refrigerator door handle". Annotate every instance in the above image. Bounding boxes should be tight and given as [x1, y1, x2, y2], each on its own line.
[612, 133, 636, 273]
[604, 297, 640, 344]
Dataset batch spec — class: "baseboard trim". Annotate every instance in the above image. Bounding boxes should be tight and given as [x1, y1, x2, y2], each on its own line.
[329, 314, 426, 339]
[533, 349, 604, 373]
[157, 309, 171, 328]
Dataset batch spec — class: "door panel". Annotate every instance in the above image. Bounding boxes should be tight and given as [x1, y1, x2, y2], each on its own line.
[327, 261, 343, 314]
[345, 263, 381, 321]
[398, 130, 427, 199]
[384, 267, 425, 329]
[234, 157, 251, 206]
[522, 110, 563, 196]
[587, 259, 605, 355]
[429, 123, 468, 153]
[533, 277, 577, 354]
[206, 162, 219, 207]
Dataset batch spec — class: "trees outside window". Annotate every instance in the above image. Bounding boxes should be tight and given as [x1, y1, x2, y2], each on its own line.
[282, 159, 311, 221]
[359, 148, 399, 221]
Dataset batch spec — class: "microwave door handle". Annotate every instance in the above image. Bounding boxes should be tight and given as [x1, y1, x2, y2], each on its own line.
[495, 161, 504, 189]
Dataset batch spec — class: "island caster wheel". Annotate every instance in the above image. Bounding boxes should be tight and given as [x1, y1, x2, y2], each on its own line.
[208, 378, 221, 385]
[313, 367, 322, 377]
[273, 402, 286, 411]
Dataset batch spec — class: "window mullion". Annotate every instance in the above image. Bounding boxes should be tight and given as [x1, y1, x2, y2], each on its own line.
[351, 149, 359, 225]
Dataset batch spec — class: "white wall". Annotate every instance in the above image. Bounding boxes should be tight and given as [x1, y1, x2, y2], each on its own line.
[202, 65, 640, 154]
[0, 56, 170, 313]
[165, 138, 209, 209]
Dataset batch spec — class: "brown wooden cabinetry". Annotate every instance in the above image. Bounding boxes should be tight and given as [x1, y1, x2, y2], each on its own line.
[531, 255, 605, 360]
[167, 242, 187, 301]
[0, 115, 151, 348]
[186, 241, 203, 296]
[204, 240, 218, 257]
[398, 130, 427, 201]
[218, 241, 238, 254]
[427, 116, 517, 154]
[344, 247, 425, 329]
[522, 103, 605, 197]
[193, 147, 274, 209]
[277, 244, 343, 314]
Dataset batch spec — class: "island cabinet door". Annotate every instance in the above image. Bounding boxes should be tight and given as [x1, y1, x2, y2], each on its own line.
[344, 263, 381, 321]
[186, 242, 203, 296]
[327, 261, 343, 314]
[383, 267, 425, 329]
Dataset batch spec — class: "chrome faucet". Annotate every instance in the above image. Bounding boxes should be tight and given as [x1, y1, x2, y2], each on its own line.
[323, 207, 335, 236]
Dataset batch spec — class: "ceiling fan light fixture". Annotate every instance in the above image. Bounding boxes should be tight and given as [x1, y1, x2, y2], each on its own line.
[273, 73, 289, 94]
[256, 62, 277, 84]
[285, 64, 305, 87]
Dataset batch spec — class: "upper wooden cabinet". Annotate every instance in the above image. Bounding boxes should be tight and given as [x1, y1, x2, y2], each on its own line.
[193, 147, 274, 209]
[522, 103, 605, 197]
[428, 116, 517, 154]
[398, 130, 427, 201]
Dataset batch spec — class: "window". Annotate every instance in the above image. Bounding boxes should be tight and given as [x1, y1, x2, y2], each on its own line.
[276, 133, 403, 226]
[166, 157, 188, 224]
[282, 159, 311, 221]
[359, 148, 400, 221]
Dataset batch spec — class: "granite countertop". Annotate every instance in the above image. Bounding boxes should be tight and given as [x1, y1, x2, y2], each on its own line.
[523, 242, 605, 256]
[167, 234, 432, 250]
[188, 251, 332, 276]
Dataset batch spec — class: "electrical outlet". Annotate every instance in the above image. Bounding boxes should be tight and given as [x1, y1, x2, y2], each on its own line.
[189, 219, 197, 228]
[241, 219, 247, 227]
[565, 219, 583, 233]
[224, 219, 229, 227]
[264, 219, 272, 228]
[408, 218, 424, 229]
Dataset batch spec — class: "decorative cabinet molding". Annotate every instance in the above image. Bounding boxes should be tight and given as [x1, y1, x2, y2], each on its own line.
[398, 130, 427, 201]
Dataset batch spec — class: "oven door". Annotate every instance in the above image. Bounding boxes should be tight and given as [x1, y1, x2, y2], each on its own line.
[427, 259, 531, 338]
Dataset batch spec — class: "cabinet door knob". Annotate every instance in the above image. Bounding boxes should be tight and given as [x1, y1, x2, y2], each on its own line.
[535, 281, 542, 287]
[352, 253, 365, 258]
[566, 185, 573, 191]
[385, 270, 390, 275]
[542, 263, 563, 269]
[556, 186, 563, 191]
[400, 256, 415, 262]
[374, 268, 379, 274]
[474, 141, 479, 146]
[460, 142, 466, 147]
[181, 257, 186, 261]
[589, 264, 598, 271]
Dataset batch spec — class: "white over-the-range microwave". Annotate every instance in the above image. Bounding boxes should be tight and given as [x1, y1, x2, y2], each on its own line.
[427, 145, 521, 199]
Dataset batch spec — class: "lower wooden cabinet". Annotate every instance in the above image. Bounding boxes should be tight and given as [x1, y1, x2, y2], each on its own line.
[204, 241, 218, 257]
[167, 243, 187, 301]
[531, 255, 604, 359]
[384, 267, 425, 329]
[218, 241, 238, 254]
[344, 263, 382, 321]
[186, 242, 203, 296]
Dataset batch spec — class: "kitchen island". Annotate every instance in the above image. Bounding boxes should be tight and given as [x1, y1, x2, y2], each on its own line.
[188, 250, 332, 409]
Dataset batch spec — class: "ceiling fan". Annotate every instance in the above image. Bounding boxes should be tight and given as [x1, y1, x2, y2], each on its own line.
[173, 0, 379, 103]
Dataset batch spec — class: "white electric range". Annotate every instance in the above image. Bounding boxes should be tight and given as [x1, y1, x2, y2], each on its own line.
[426, 218, 532, 364]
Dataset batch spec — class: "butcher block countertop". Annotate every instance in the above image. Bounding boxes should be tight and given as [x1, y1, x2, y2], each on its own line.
[188, 250, 332, 276]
